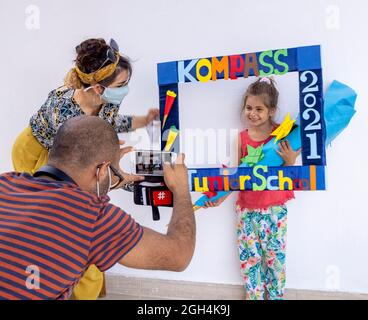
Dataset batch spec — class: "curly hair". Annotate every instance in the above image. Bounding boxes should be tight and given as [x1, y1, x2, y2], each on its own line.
[65, 38, 132, 89]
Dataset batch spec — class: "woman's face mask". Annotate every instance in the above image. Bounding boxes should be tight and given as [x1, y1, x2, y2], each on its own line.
[100, 85, 129, 105]
[84, 84, 129, 106]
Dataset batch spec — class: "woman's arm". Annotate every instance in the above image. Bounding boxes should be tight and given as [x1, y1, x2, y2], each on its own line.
[110, 108, 159, 133]
[131, 108, 159, 130]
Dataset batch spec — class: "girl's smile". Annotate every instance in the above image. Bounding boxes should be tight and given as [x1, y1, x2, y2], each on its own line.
[244, 95, 275, 128]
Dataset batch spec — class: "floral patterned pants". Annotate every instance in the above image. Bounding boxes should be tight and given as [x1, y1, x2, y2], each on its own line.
[236, 205, 287, 300]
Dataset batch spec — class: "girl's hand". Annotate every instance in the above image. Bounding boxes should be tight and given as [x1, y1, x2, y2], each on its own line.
[276, 140, 301, 166]
[203, 196, 227, 209]
[145, 108, 160, 125]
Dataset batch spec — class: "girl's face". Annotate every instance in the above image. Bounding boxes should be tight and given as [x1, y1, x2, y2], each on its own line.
[243, 95, 275, 128]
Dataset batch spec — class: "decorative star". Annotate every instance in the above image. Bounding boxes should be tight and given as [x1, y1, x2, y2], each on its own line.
[271, 113, 296, 143]
[241, 144, 264, 166]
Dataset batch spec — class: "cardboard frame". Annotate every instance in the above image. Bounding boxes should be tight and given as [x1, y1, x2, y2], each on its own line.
[157, 45, 326, 191]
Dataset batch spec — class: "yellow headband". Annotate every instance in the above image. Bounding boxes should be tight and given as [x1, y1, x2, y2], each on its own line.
[74, 53, 120, 85]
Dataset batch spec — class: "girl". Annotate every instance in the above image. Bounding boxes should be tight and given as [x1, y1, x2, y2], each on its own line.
[11, 38, 159, 300]
[205, 77, 300, 300]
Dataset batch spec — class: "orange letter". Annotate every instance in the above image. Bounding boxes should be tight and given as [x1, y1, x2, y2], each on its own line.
[212, 56, 229, 80]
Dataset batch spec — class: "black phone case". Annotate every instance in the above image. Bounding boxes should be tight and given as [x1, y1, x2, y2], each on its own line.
[133, 175, 173, 208]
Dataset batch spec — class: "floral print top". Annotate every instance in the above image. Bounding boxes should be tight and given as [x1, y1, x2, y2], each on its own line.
[30, 87, 133, 150]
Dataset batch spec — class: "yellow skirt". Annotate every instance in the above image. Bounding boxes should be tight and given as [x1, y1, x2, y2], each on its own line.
[12, 126, 104, 300]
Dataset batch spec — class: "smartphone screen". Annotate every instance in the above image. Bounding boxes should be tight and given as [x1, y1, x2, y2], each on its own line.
[134, 150, 176, 176]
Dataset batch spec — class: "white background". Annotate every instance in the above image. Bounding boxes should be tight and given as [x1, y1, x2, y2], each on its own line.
[0, 0, 367, 293]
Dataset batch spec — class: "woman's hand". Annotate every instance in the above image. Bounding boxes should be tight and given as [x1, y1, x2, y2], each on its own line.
[131, 108, 160, 130]
[145, 108, 160, 126]
[276, 140, 301, 166]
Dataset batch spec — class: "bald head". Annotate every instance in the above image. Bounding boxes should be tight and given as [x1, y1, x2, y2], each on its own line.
[48, 116, 120, 170]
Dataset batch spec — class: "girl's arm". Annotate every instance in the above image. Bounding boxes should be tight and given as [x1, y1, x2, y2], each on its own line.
[276, 140, 301, 166]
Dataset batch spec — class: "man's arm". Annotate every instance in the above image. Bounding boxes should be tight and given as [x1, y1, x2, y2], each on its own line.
[119, 154, 196, 272]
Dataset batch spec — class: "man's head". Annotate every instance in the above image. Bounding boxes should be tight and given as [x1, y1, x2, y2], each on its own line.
[48, 115, 121, 197]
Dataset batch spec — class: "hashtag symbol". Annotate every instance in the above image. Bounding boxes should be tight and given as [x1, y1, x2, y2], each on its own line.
[158, 192, 165, 200]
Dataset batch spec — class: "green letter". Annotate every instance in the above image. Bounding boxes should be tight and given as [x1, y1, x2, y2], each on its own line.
[274, 49, 289, 75]
[259, 50, 274, 76]
[252, 165, 267, 191]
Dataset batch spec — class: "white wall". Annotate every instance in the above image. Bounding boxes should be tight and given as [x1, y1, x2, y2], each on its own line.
[1, 0, 367, 293]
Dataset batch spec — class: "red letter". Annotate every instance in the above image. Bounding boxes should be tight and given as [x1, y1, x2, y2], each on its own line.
[229, 55, 245, 79]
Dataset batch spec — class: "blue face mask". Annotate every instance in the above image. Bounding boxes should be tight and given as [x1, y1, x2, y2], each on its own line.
[101, 85, 129, 105]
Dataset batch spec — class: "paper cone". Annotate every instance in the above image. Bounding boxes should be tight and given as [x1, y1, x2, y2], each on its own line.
[162, 90, 177, 129]
[164, 126, 179, 151]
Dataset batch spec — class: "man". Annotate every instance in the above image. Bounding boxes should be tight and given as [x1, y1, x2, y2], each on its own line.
[0, 116, 195, 300]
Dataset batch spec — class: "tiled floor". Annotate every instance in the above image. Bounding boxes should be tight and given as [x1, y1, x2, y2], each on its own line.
[103, 275, 368, 300]
[100, 291, 368, 300]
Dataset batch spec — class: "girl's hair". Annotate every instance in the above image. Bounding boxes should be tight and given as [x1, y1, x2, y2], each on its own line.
[242, 77, 279, 112]
[74, 38, 132, 87]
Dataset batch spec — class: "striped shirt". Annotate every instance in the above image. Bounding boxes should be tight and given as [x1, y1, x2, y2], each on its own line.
[0, 172, 143, 300]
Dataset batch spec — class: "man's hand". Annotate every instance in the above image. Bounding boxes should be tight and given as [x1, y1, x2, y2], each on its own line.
[120, 152, 196, 272]
[163, 153, 189, 195]
[112, 140, 144, 189]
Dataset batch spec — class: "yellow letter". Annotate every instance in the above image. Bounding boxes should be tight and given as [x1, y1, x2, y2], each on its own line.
[278, 170, 293, 190]
[196, 58, 212, 82]
[194, 177, 209, 192]
[239, 175, 251, 190]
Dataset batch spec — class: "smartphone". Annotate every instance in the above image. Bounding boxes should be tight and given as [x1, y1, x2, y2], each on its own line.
[132, 150, 177, 176]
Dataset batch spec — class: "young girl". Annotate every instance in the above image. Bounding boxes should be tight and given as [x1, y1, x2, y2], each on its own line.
[205, 77, 300, 300]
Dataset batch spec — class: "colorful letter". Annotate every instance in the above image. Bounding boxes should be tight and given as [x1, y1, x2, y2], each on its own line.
[274, 49, 289, 75]
[266, 175, 279, 190]
[278, 170, 293, 190]
[229, 55, 245, 79]
[309, 165, 317, 190]
[208, 176, 223, 191]
[194, 177, 209, 192]
[178, 59, 199, 83]
[244, 53, 260, 78]
[293, 178, 310, 190]
[230, 178, 240, 190]
[196, 58, 212, 82]
[211, 56, 229, 80]
[252, 165, 267, 191]
[223, 170, 230, 191]
[239, 175, 251, 190]
[259, 50, 274, 76]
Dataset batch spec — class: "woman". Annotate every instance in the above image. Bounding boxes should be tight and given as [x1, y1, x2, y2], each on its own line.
[11, 38, 159, 300]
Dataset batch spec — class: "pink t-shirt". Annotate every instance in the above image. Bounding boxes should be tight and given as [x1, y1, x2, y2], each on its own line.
[236, 129, 294, 211]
